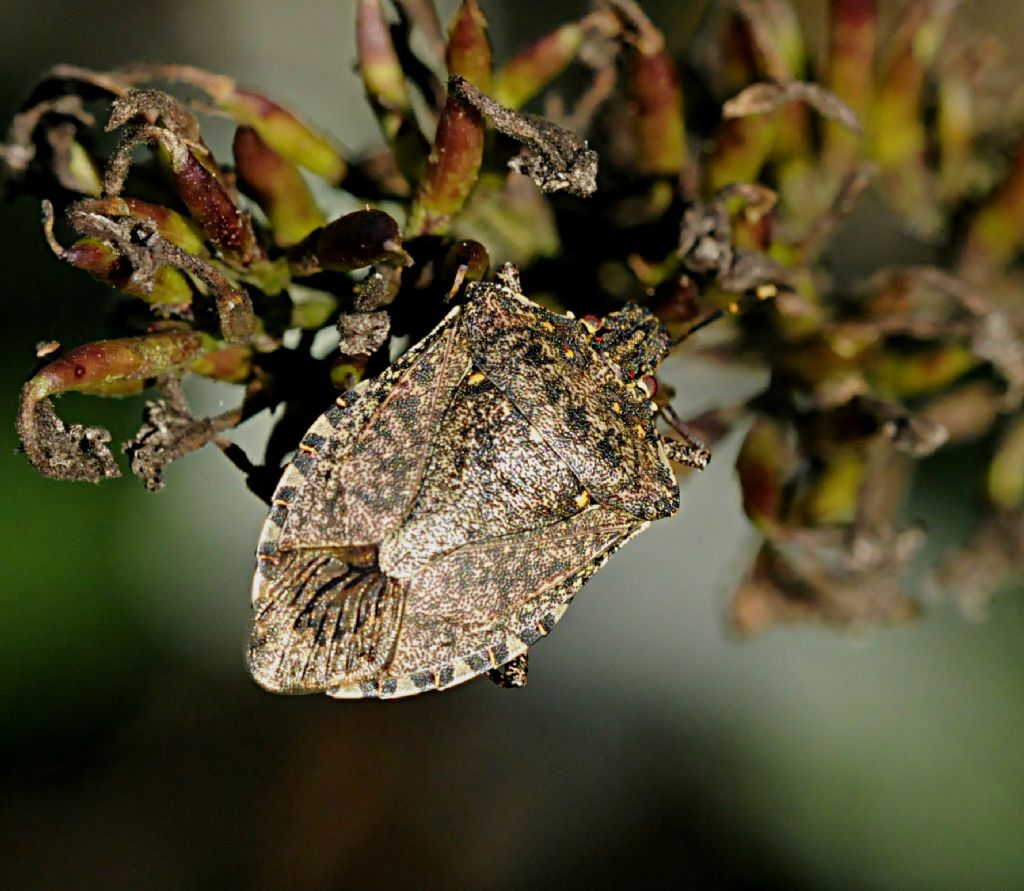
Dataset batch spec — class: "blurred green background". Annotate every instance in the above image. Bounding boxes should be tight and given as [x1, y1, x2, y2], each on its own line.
[1, 2, 1022, 888]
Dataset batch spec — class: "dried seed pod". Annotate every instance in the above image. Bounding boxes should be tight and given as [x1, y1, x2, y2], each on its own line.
[288, 209, 405, 275]
[492, 20, 586, 109]
[445, 0, 491, 89]
[618, 4, 688, 179]
[723, 81, 861, 132]
[125, 378, 244, 491]
[218, 88, 347, 184]
[233, 125, 326, 247]
[406, 84, 485, 237]
[822, 0, 876, 175]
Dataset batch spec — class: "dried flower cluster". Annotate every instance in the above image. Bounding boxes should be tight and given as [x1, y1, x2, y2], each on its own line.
[5, 0, 1024, 634]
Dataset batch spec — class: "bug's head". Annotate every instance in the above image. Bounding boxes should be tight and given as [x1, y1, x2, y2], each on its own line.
[588, 303, 671, 382]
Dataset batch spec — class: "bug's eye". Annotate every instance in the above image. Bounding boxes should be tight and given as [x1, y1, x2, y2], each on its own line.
[581, 315, 603, 334]
[638, 374, 658, 398]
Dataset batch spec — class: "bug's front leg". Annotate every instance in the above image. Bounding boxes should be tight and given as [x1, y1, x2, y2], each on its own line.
[661, 432, 711, 470]
[495, 261, 523, 294]
[659, 402, 711, 470]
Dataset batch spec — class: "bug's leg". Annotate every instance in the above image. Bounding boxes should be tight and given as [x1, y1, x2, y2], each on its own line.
[495, 262, 523, 294]
[659, 403, 711, 470]
[486, 651, 529, 688]
[662, 435, 711, 470]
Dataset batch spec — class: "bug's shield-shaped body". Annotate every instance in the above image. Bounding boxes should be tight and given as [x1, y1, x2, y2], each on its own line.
[249, 282, 679, 698]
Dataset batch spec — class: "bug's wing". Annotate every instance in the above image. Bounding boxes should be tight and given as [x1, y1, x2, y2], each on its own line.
[277, 307, 472, 549]
[248, 549, 405, 693]
[463, 284, 678, 520]
[329, 504, 645, 699]
[249, 306, 470, 693]
[377, 375, 587, 579]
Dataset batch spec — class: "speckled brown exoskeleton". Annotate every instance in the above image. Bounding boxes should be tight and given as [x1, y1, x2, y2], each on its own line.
[248, 268, 710, 699]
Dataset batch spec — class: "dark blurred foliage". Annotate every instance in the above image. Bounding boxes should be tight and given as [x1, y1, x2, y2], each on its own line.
[2, 2, 1023, 889]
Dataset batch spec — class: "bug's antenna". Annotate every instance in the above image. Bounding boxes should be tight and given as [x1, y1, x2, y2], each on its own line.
[669, 282, 779, 349]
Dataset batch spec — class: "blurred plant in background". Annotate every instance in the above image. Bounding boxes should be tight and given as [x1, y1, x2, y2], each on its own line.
[5, 0, 1024, 641]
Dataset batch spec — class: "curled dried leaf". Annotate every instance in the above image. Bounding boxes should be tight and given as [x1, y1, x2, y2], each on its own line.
[16, 395, 120, 483]
[450, 76, 598, 196]
[723, 81, 861, 132]
[124, 379, 242, 491]
[106, 89, 202, 140]
[678, 199, 733, 275]
[61, 201, 255, 341]
[16, 329, 210, 482]
[1, 94, 94, 180]
[75, 196, 207, 253]
[104, 124, 260, 264]
[45, 63, 134, 96]
[337, 310, 391, 358]
[678, 194, 787, 293]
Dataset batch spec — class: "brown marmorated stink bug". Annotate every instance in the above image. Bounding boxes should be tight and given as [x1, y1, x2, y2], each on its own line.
[248, 266, 710, 699]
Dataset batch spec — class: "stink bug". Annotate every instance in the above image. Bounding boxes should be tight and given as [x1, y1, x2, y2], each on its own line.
[248, 268, 709, 698]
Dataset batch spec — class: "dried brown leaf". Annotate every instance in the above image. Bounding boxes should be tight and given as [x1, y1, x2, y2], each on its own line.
[723, 81, 861, 132]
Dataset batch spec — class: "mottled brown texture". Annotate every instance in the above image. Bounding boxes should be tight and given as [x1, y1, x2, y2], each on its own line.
[103, 90, 262, 266]
[464, 287, 677, 519]
[248, 279, 698, 698]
